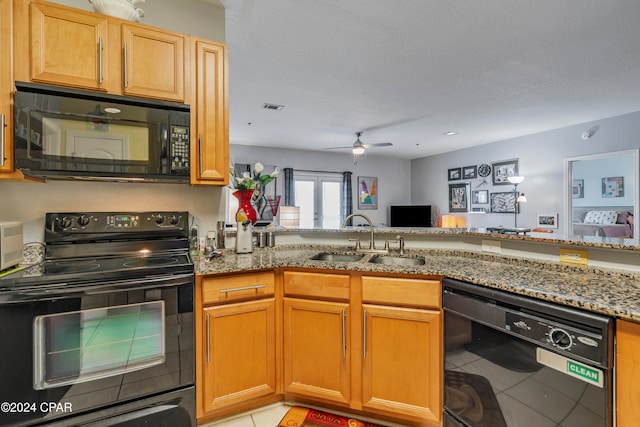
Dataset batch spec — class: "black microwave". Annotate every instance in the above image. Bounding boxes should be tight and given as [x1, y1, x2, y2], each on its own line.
[13, 82, 190, 183]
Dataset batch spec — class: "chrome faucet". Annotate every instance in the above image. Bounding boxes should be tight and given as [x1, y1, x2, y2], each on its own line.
[342, 213, 377, 251]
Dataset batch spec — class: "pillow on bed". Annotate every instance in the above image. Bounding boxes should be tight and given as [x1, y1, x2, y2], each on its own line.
[583, 210, 618, 224]
[617, 211, 632, 224]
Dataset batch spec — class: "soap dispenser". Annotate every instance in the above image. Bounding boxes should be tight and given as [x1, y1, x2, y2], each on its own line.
[235, 220, 253, 254]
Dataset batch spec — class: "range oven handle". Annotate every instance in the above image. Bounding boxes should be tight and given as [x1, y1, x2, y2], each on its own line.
[5, 273, 194, 302]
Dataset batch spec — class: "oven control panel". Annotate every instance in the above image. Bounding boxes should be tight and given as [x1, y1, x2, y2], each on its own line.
[45, 212, 189, 241]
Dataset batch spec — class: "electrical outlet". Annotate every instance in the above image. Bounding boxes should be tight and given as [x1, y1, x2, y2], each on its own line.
[560, 248, 588, 265]
[482, 240, 501, 254]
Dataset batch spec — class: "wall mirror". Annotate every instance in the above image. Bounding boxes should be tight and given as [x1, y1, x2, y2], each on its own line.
[565, 149, 638, 244]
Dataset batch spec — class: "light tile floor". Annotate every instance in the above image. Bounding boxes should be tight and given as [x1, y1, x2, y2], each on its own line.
[200, 403, 290, 427]
[200, 402, 409, 427]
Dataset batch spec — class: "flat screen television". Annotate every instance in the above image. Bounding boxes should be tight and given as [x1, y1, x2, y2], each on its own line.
[389, 205, 432, 227]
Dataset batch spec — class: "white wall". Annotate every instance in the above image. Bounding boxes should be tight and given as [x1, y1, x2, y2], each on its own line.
[230, 145, 412, 227]
[411, 111, 640, 234]
[0, 181, 225, 243]
[49, 0, 225, 41]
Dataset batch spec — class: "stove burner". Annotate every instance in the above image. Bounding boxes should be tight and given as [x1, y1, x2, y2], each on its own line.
[123, 257, 180, 268]
[46, 260, 101, 274]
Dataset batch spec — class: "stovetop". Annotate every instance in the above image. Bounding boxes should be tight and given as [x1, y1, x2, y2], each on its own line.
[1, 211, 194, 291]
[1, 251, 193, 288]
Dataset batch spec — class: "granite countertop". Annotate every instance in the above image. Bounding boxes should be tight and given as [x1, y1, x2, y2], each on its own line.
[196, 245, 640, 322]
[271, 226, 640, 250]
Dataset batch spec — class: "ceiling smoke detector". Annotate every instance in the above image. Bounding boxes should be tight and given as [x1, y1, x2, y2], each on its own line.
[262, 103, 285, 111]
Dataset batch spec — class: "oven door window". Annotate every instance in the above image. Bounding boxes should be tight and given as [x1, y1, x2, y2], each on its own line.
[33, 301, 165, 390]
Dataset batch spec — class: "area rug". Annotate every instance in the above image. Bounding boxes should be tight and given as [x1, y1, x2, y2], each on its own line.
[278, 406, 386, 427]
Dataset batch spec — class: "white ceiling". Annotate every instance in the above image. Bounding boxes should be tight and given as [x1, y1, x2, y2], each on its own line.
[218, 0, 640, 159]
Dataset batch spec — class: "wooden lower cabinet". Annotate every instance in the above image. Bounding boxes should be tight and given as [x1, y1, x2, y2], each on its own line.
[197, 270, 443, 426]
[616, 319, 640, 426]
[283, 298, 351, 405]
[362, 304, 441, 424]
[197, 272, 279, 422]
[201, 299, 277, 413]
[282, 271, 443, 426]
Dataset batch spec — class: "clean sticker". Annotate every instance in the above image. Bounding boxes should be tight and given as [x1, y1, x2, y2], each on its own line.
[536, 347, 603, 388]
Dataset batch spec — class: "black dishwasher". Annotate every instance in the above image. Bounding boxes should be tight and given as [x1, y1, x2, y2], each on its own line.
[443, 278, 613, 427]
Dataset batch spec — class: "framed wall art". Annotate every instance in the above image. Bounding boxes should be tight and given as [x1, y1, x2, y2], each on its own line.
[490, 191, 518, 213]
[462, 165, 477, 179]
[472, 190, 488, 204]
[357, 176, 378, 209]
[572, 179, 584, 198]
[602, 176, 624, 198]
[492, 159, 519, 185]
[449, 183, 469, 213]
[448, 167, 461, 181]
[536, 213, 559, 228]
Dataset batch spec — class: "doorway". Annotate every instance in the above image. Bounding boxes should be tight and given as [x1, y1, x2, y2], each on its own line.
[565, 149, 638, 242]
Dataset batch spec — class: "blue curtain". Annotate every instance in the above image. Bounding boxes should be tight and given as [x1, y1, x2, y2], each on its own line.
[342, 171, 353, 225]
[284, 168, 295, 205]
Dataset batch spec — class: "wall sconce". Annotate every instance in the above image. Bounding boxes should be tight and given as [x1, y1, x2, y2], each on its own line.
[507, 176, 527, 228]
[280, 206, 300, 228]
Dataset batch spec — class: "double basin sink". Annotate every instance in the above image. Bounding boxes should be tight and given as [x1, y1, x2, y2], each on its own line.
[311, 252, 426, 266]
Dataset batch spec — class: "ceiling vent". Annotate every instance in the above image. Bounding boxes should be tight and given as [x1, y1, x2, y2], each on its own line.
[262, 103, 285, 111]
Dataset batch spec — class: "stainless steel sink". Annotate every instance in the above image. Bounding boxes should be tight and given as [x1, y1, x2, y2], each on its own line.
[368, 255, 426, 266]
[311, 253, 365, 262]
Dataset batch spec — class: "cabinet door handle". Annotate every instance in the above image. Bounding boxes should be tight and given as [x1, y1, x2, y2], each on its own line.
[363, 309, 367, 359]
[342, 309, 347, 358]
[206, 313, 211, 363]
[123, 42, 129, 88]
[198, 133, 203, 175]
[98, 37, 103, 84]
[219, 284, 266, 294]
[0, 114, 5, 167]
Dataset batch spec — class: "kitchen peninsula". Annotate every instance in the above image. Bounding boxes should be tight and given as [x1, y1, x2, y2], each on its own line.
[194, 227, 640, 426]
[196, 227, 640, 320]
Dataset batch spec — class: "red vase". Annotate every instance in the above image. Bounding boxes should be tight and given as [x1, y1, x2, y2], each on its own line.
[233, 189, 258, 224]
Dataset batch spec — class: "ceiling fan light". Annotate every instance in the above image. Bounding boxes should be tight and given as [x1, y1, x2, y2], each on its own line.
[352, 146, 365, 155]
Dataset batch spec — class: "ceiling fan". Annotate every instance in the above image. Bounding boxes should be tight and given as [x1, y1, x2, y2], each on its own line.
[325, 132, 393, 163]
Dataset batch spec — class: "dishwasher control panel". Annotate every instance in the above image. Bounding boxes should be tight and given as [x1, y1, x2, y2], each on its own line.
[505, 311, 603, 363]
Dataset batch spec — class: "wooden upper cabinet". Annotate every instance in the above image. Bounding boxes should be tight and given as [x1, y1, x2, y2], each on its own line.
[191, 39, 228, 185]
[29, 2, 109, 91]
[1, 0, 12, 172]
[122, 24, 185, 102]
[25, 2, 186, 102]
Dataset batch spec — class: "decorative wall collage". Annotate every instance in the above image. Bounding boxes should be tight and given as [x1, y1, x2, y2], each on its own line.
[447, 159, 519, 214]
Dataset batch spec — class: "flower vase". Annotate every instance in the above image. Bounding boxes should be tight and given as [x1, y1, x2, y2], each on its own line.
[233, 189, 258, 225]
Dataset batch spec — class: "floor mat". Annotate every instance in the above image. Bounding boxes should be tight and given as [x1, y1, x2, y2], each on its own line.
[277, 406, 386, 427]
